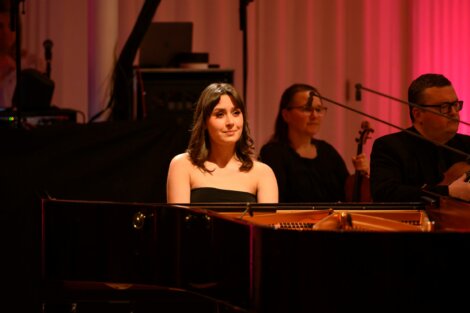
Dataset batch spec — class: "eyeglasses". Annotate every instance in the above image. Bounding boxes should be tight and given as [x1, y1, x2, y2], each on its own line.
[287, 105, 328, 115]
[418, 100, 463, 114]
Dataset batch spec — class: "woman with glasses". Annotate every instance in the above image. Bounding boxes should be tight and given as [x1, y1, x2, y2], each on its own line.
[370, 73, 470, 202]
[259, 83, 369, 202]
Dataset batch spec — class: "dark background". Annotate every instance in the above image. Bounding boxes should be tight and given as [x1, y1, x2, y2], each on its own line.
[0, 119, 190, 311]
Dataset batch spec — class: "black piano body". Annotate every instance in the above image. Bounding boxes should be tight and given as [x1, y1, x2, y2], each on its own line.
[41, 199, 470, 313]
[41, 199, 252, 312]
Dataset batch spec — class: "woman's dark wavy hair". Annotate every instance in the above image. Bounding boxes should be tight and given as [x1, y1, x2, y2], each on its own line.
[269, 83, 321, 144]
[187, 82, 255, 173]
[407, 73, 452, 122]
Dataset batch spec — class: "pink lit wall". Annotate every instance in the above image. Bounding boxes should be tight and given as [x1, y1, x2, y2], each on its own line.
[18, 0, 470, 172]
[411, 0, 470, 135]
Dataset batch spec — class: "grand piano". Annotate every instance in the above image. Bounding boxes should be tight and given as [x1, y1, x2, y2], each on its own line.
[40, 197, 470, 313]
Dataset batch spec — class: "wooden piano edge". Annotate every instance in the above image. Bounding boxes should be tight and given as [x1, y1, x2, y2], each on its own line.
[422, 191, 470, 232]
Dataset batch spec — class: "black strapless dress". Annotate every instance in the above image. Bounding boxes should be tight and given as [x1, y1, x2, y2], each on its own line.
[190, 187, 257, 203]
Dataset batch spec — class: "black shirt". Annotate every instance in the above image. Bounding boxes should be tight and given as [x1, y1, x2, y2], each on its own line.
[190, 187, 257, 203]
[370, 127, 470, 202]
[259, 140, 349, 202]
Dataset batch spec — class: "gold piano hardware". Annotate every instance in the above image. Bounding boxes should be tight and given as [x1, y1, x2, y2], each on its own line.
[222, 209, 433, 232]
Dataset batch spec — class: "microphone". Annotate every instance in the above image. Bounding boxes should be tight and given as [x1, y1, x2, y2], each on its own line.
[355, 83, 362, 101]
[239, 0, 254, 31]
[43, 39, 53, 78]
[43, 39, 53, 61]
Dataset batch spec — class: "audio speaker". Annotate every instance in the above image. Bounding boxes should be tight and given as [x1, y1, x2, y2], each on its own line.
[135, 68, 234, 129]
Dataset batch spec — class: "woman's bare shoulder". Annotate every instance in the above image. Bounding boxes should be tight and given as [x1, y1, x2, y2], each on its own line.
[252, 159, 275, 174]
[169, 152, 192, 167]
[171, 152, 190, 161]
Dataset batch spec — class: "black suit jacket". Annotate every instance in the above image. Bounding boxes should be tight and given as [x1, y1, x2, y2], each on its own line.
[370, 127, 470, 202]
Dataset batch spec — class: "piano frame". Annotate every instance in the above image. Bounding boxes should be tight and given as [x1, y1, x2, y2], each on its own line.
[41, 198, 470, 313]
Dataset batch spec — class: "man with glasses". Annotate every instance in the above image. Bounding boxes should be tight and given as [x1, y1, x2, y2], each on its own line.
[259, 83, 369, 202]
[370, 73, 470, 202]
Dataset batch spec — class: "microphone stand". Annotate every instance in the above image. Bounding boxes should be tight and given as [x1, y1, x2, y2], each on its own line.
[355, 83, 470, 127]
[43, 39, 53, 79]
[239, 0, 253, 103]
[10, 0, 26, 129]
[318, 94, 470, 160]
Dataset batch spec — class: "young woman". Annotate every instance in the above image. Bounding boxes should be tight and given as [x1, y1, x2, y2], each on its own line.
[166, 82, 278, 203]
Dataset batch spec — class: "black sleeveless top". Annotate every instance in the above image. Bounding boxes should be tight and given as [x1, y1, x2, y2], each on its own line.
[190, 187, 257, 203]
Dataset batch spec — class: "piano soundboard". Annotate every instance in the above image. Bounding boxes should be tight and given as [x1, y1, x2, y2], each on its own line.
[218, 207, 433, 232]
